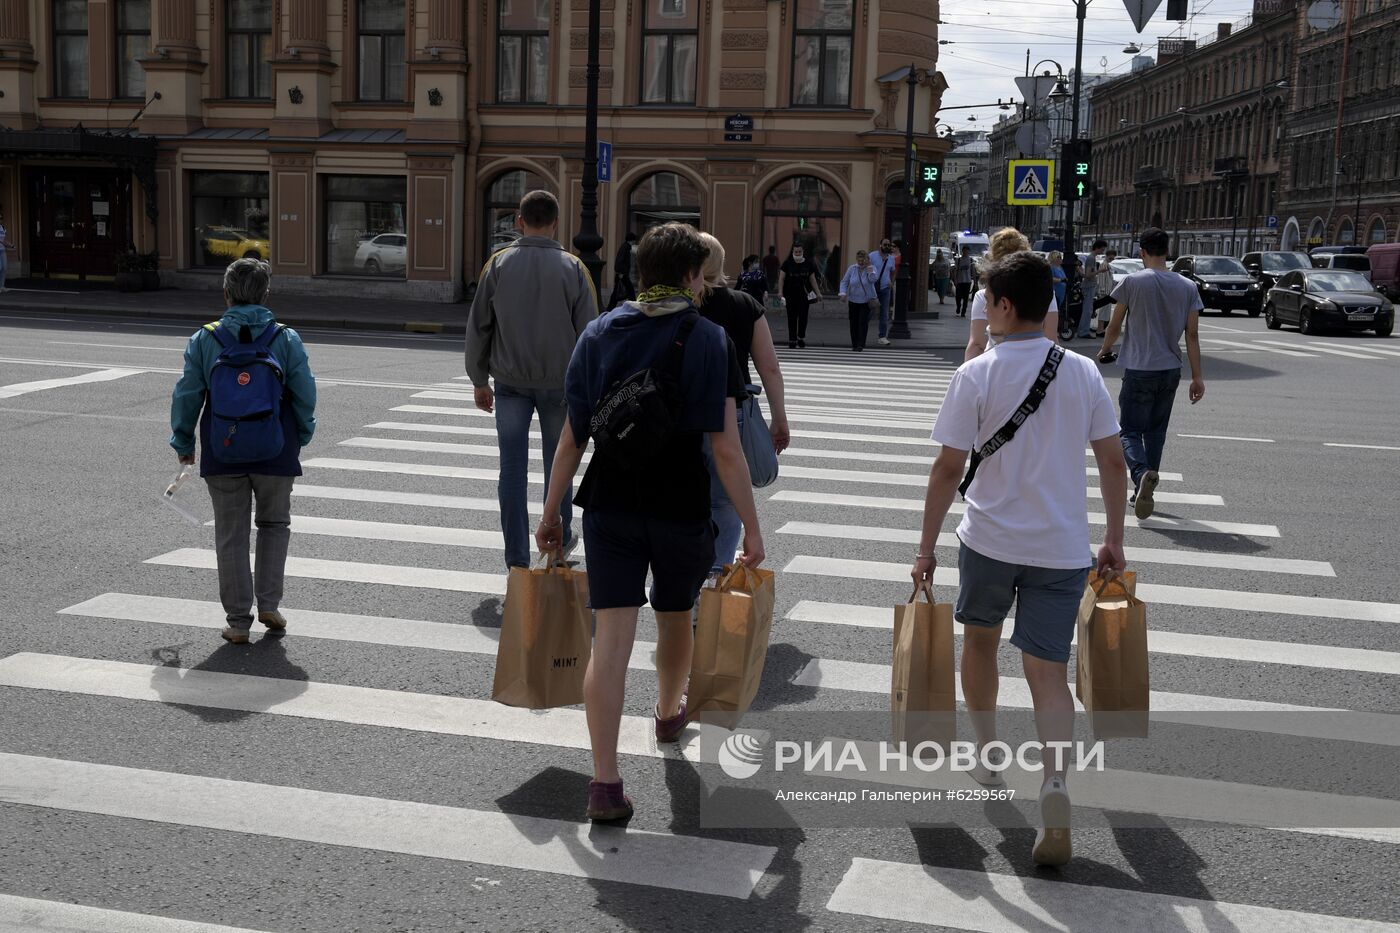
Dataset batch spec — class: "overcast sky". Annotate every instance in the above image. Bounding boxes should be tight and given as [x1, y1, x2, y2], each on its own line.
[935, 0, 1263, 124]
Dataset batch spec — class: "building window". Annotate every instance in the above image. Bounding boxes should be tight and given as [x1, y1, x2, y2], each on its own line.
[627, 171, 702, 235]
[227, 0, 273, 99]
[1368, 218, 1387, 245]
[483, 169, 551, 264]
[53, 0, 88, 99]
[115, 0, 149, 99]
[358, 0, 406, 102]
[792, 0, 853, 107]
[641, 0, 698, 104]
[498, 0, 550, 103]
[190, 172, 271, 269]
[325, 175, 407, 276]
[762, 175, 843, 289]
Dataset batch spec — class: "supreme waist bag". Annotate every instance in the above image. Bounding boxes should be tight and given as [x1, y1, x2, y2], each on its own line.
[589, 311, 699, 471]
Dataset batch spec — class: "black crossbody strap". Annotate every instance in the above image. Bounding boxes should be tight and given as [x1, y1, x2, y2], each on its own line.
[659, 310, 700, 381]
[958, 344, 1065, 499]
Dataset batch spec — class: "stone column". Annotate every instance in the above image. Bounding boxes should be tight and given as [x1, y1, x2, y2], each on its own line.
[428, 0, 467, 57]
[272, 0, 336, 137]
[289, 0, 332, 58]
[0, 0, 36, 128]
[154, 0, 199, 59]
[140, 0, 207, 134]
[0, 0, 34, 58]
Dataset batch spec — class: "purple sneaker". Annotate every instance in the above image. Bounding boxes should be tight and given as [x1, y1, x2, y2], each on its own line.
[586, 780, 634, 822]
[654, 701, 688, 744]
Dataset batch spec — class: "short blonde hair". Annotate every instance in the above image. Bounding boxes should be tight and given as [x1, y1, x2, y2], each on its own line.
[696, 231, 728, 305]
[1048, 250, 1063, 264]
[989, 228, 1031, 262]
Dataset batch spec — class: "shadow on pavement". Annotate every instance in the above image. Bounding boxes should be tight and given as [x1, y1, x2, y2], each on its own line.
[148, 635, 309, 724]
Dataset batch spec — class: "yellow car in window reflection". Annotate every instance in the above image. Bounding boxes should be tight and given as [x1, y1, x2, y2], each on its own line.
[199, 227, 270, 262]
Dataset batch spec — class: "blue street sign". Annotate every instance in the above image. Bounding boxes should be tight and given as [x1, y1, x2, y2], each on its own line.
[598, 142, 612, 183]
[1266, 214, 1279, 229]
[1006, 160, 1054, 206]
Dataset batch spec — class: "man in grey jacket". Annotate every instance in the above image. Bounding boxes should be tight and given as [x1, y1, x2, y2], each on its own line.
[465, 189, 599, 568]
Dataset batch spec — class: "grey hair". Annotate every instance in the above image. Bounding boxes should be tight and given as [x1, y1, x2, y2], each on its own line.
[223, 257, 271, 306]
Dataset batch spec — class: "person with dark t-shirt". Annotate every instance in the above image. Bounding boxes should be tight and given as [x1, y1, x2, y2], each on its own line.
[536, 223, 766, 823]
[737, 254, 768, 305]
[778, 244, 820, 348]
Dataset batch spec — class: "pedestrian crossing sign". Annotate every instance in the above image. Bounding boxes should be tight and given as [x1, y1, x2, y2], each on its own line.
[1007, 160, 1055, 206]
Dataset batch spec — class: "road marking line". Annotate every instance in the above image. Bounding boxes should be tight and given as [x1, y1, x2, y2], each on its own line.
[0, 894, 271, 932]
[776, 522, 1331, 576]
[294, 483, 527, 513]
[1256, 339, 1386, 360]
[1201, 337, 1317, 358]
[46, 340, 185, 352]
[826, 860, 1400, 932]
[785, 599, 1400, 674]
[1178, 433, 1276, 443]
[1326, 442, 1400, 452]
[1197, 322, 1251, 333]
[0, 367, 145, 399]
[305, 456, 515, 482]
[768, 490, 1276, 536]
[0, 749, 773, 899]
[276, 514, 519, 550]
[391, 404, 937, 434]
[4, 657, 1391, 844]
[783, 555, 1400, 623]
[146, 549, 508, 596]
[1355, 344, 1400, 357]
[781, 391, 946, 410]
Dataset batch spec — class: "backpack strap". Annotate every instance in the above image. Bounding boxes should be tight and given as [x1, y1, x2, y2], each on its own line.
[659, 310, 700, 382]
[252, 322, 284, 350]
[207, 321, 239, 349]
[958, 344, 1065, 500]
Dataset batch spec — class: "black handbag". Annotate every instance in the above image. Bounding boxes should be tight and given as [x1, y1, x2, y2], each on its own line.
[589, 312, 698, 471]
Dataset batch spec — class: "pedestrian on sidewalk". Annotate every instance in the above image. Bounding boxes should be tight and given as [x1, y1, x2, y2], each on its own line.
[465, 190, 599, 570]
[840, 249, 881, 351]
[0, 207, 12, 293]
[965, 229, 1060, 361]
[762, 245, 781, 292]
[1049, 250, 1067, 311]
[737, 254, 769, 305]
[912, 250, 1128, 867]
[1087, 246, 1118, 338]
[778, 243, 820, 349]
[169, 258, 318, 645]
[1098, 226, 1205, 520]
[609, 231, 638, 310]
[535, 222, 765, 822]
[1078, 239, 1109, 338]
[871, 239, 899, 344]
[696, 232, 790, 572]
[932, 249, 952, 305]
[953, 245, 975, 316]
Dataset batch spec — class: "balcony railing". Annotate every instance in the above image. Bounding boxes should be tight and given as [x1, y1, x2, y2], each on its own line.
[1133, 165, 1173, 189]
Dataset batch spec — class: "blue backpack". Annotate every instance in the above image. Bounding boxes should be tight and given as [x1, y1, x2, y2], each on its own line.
[206, 321, 287, 464]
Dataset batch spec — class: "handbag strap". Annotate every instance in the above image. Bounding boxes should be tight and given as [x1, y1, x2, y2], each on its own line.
[958, 344, 1065, 499]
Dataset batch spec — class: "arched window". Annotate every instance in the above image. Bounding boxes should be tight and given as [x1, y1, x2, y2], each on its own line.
[1367, 218, 1386, 246]
[483, 168, 552, 264]
[1307, 217, 1325, 246]
[626, 170, 702, 235]
[1338, 217, 1355, 245]
[763, 175, 844, 289]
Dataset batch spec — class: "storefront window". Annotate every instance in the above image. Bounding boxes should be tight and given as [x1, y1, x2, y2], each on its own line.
[190, 172, 271, 269]
[483, 169, 551, 264]
[763, 175, 844, 289]
[627, 171, 702, 235]
[325, 175, 407, 276]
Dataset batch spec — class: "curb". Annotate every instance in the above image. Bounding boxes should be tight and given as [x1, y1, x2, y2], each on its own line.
[0, 300, 468, 336]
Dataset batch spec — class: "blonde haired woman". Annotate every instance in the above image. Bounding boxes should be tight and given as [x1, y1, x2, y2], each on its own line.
[694, 231, 790, 573]
[964, 228, 1060, 361]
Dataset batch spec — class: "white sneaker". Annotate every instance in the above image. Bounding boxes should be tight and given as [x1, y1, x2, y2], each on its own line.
[878, 337, 891, 346]
[967, 763, 1006, 788]
[1032, 777, 1072, 866]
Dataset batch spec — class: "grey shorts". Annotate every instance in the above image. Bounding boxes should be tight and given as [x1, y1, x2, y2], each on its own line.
[954, 542, 1090, 663]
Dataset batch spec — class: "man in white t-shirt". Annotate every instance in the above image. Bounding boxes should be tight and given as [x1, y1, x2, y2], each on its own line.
[964, 283, 1060, 361]
[913, 251, 1128, 867]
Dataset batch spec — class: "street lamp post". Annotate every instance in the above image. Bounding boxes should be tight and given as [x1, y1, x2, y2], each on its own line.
[570, 0, 604, 294]
[890, 62, 920, 340]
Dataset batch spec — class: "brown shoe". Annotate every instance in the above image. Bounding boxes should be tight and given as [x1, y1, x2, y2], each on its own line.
[221, 626, 250, 645]
[1134, 470, 1159, 520]
[258, 610, 287, 633]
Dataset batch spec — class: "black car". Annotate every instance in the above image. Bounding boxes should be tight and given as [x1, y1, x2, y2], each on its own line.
[1241, 250, 1312, 292]
[1263, 269, 1394, 337]
[1171, 256, 1263, 315]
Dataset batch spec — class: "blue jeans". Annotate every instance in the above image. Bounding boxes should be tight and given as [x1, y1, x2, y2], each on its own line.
[702, 427, 744, 574]
[1078, 281, 1097, 337]
[877, 286, 891, 338]
[1118, 368, 1181, 489]
[494, 382, 572, 569]
[0, 250, 8, 290]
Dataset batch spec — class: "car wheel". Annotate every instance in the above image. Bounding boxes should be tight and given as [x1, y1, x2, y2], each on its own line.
[1376, 323, 1394, 338]
[1247, 305, 1261, 318]
[366, 258, 381, 275]
[1299, 308, 1316, 335]
[1264, 303, 1281, 329]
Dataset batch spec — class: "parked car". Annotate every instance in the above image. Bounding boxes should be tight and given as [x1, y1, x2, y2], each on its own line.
[1109, 257, 1143, 288]
[1171, 255, 1263, 315]
[1368, 243, 1400, 300]
[1311, 250, 1372, 278]
[353, 232, 408, 274]
[1241, 250, 1311, 291]
[1263, 269, 1393, 336]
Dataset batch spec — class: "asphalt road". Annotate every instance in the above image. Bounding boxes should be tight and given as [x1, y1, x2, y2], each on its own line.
[1, 306, 1398, 933]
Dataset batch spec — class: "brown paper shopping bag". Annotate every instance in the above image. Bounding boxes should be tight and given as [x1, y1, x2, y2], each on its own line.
[1075, 572, 1149, 738]
[688, 564, 777, 729]
[891, 583, 956, 750]
[491, 553, 592, 709]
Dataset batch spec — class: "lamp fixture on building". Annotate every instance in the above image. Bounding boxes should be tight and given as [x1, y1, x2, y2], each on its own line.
[1123, 42, 1142, 54]
[429, 47, 441, 60]
[288, 86, 304, 105]
[1048, 78, 1071, 102]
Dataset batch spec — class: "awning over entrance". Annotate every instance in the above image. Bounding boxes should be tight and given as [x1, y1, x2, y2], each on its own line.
[0, 126, 158, 222]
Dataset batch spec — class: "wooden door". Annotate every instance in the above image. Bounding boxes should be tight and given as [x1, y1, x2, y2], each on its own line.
[27, 168, 129, 280]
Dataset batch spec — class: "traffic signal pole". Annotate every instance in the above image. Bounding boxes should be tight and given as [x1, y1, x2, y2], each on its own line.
[890, 63, 918, 340]
[1063, 0, 1087, 259]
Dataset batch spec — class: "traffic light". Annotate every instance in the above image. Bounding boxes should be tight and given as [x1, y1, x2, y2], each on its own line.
[916, 162, 942, 208]
[1060, 139, 1093, 202]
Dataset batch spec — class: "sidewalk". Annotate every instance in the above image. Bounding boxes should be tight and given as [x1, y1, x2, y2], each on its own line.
[0, 283, 974, 349]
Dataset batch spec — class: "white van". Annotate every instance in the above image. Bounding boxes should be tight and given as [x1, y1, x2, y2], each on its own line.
[950, 232, 990, 257]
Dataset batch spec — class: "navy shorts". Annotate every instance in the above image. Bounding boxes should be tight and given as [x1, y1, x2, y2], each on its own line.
[582, 510, 716, 612]
[954, 542, 1090, 663]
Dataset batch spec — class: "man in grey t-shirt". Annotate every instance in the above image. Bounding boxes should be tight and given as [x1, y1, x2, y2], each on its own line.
[1098, 227, 1205, 520]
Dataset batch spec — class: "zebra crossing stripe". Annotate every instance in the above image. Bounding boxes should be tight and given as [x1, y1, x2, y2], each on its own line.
[1255, 340, 1386, 360]
[1202, 337, 1318, 358]
[392, 403, 934, 433]
[0, 751, 774, 899]
[784, 599, 1400, 675]
[0, 894, 271, 932]
[305, 457, 516, 482]
[783, 555, 1400, 624]
[776, 522, 1333, 576]
[0, 368, 145, 400]
[768, 490, 1280, 537]
[145, 549, 509, 596]
[826, 860, 1400, 932]
[294, 484, 514, 513]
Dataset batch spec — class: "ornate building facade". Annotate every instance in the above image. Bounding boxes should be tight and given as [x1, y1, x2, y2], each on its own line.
[0, 0, 944, 302]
